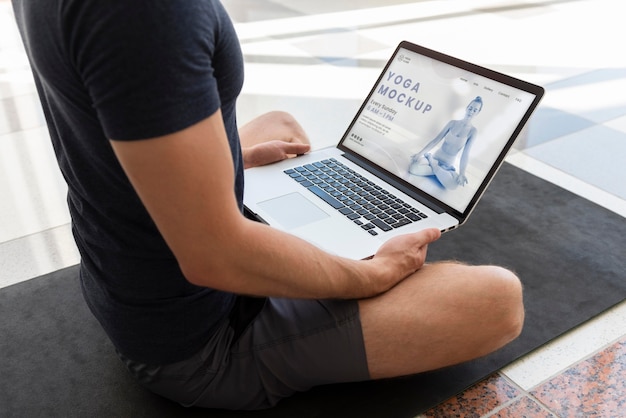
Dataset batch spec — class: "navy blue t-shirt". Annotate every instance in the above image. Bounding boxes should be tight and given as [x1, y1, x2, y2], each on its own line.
[13, 0, 244, 364]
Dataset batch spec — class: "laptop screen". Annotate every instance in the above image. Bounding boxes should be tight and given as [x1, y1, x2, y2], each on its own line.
[340, 42, 542, 217]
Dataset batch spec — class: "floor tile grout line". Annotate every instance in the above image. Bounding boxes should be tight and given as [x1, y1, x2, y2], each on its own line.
[0, 91, 41, 103]
[0, 123, 48, 141]
[0, 222, 71, 249]
[492, 335, 626, 417]
[481, 372, 560, 417]
[520, 334, 626, 396]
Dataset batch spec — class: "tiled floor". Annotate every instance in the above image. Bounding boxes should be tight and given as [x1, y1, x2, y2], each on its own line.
[2, 0, 626, 416]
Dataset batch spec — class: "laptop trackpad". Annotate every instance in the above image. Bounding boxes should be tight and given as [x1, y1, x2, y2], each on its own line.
[258, 192, 329, 230]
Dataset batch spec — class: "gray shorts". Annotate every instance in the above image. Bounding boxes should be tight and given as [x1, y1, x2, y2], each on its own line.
[118, 297, 369, 410]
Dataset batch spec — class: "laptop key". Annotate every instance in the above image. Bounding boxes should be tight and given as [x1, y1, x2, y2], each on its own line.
[406, 212, 422, 221]
[371, 218, 392, 232]
[392, 219, 412, 228]
[307, 185, 344, 209]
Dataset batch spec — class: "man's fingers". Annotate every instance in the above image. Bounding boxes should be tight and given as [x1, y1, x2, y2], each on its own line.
[281, 141, 311, 154]
[412, 228, 441, 247]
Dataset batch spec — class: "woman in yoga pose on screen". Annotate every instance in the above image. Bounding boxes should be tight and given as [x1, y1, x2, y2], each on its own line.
[409, 96, 483, 190]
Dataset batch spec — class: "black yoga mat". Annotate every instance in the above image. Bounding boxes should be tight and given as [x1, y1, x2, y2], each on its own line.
[2, 163, 626, 417]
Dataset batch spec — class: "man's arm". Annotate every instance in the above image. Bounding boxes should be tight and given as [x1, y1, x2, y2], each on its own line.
[110, 110, 440, 299]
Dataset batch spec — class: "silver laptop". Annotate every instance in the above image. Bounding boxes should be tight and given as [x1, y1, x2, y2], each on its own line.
[244, 41, 544, 260]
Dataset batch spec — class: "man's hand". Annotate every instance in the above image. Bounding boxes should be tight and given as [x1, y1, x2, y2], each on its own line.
[243, 140, 310, 168]
[239, 111, 311, 168]
[368, 228, 442, 293]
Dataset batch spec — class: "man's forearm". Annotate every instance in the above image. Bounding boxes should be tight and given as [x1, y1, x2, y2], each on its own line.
[181, 216, 390, 299]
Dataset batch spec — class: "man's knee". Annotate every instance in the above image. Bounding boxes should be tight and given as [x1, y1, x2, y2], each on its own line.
[358, 263, 525, 377]
[267, 111, 309, 143]
[481, 265, 525, 342]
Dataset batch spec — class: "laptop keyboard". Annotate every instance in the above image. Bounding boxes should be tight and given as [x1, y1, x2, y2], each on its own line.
[284, 158, 428, 236]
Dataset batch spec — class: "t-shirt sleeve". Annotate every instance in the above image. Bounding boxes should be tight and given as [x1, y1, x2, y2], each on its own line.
[70, 1, 225, 140]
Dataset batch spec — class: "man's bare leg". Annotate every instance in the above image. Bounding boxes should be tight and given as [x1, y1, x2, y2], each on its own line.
[359, 262, 524, 379]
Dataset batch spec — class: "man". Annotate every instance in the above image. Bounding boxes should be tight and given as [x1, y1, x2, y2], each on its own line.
[12, 0, 523, 410]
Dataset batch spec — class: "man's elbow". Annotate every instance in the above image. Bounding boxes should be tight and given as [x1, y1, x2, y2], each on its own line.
[175, 219, 254, 289]
[178, 257, 222, 288]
